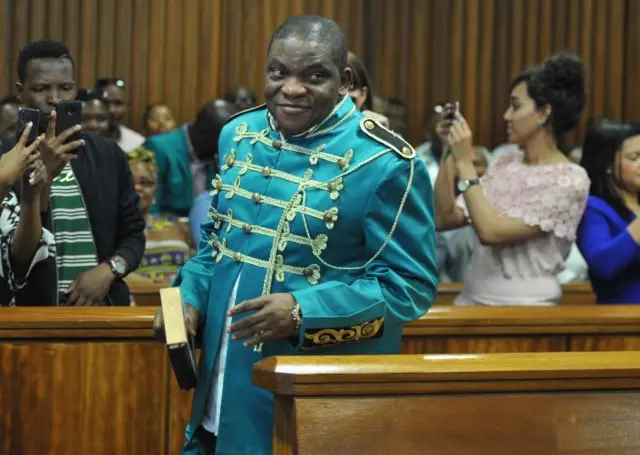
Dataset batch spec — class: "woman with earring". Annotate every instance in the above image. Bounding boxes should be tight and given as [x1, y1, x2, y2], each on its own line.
[434, 53, 590, 306]
[577, 119, 640, 303]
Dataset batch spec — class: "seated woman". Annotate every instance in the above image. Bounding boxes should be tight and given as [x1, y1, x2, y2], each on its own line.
[577, 119, 640, 303]
[347, 52, 390, 128]
[0, 126, 52, 304]
[143, 103, 176, 137]
[124, 148, 193, 289]
[435, 53, 590, 306]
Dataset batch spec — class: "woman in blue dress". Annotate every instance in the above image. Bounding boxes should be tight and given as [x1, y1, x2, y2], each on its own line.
[578, 119, 640, 303]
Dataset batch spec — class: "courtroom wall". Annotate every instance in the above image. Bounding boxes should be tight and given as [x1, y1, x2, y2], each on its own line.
[1, 0, 638, 147]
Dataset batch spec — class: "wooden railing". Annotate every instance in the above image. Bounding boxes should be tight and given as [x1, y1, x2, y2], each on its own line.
[130, 282, 596, 307]
[2, 303, 636, 455]
[402, 304, 640, 353]
[254, 352, 640, 454]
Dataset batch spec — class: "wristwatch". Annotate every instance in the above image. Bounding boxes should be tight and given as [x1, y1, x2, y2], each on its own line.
[457, 178, 480, 193]
[107, 256, 128, 279]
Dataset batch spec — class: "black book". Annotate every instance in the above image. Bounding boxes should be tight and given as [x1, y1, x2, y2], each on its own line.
[160, 288, 198, 390]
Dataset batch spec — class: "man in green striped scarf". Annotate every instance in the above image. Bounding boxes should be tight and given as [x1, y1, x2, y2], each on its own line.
[13, 40, 145, 306]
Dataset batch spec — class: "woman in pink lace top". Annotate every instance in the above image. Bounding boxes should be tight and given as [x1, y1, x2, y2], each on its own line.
[434, 53, 590, 306]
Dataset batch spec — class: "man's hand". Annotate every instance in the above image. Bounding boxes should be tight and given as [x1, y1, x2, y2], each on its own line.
[153, 303, 200, 341]
[228, 293, 297, 348]
[65, 263, 115, 306]
[0, 122, 45, 186]
[41, 111, 85, 181]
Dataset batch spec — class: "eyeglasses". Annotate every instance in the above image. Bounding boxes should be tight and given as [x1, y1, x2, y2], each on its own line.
[95, 78, 125, 89]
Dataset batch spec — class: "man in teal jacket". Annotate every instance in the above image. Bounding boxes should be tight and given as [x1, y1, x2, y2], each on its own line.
[144, 100, 237, 217]
[155, 14, 439, 455]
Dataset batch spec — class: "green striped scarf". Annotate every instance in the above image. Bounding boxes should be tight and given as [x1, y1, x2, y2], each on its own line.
[50, 163, 98, 305]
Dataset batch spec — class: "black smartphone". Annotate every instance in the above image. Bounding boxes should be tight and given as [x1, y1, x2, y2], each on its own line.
[15, 107, 40, 145]
[55, 100, 83, 144]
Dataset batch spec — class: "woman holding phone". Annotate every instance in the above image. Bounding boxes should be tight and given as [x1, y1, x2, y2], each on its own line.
[434, 53, 590, 306]
[0, 123, 53, 303]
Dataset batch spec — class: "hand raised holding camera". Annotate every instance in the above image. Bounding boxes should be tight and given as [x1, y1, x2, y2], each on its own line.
[41, 110, 85, 180]
[0, 122, 45, 187]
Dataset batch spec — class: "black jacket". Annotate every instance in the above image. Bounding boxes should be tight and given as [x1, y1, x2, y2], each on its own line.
[14, 133, 145, 306]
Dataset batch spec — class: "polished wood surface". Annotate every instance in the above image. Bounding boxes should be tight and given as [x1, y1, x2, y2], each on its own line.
[0, 339, 168, 455]
[293, 393, 640, 455]
[3, 307, 640, 454]
[0, 1, 638, 147]
[435, 282, 595, 305]
[253, 352, 640, 395]
[402, 305, 640, 355]
[128, 281, 596, 308]
[256, 352, 640, 455]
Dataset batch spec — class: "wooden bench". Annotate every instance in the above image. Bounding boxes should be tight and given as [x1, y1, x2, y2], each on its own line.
[130, 281, 596, 307]
[435, 281, 595, 305]
[2, 304, 636, 455]
[254, 352, 640, 455]
[404, 304, 640, 353]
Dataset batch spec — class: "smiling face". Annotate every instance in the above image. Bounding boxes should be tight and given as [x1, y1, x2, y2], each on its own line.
[81, 99, 110, 137]
[264, 36, 351, 137]
[503, 82, 550, 146]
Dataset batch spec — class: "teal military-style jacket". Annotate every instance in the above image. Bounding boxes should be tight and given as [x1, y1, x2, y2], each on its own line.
[176, 96, 439, 455]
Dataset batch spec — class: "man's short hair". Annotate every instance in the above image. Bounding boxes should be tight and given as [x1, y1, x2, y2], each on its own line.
[268, 15, 348, 71]
[17, 40, 74, 83]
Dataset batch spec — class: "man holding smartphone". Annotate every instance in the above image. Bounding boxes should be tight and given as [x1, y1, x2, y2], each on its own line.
[7, 39, 145, 307]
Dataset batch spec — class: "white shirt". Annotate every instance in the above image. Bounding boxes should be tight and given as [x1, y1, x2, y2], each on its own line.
[202, 275, 240, 434]
[118, 125, 145, 153]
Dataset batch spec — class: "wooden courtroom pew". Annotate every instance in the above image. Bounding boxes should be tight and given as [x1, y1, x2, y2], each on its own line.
[130, 281, 596, 307]
[403, 305, 640, 354]
[435, 281, 595, 305]
[0, 308, 176, 455]
[2, 305, 637, 455]
[253, 352, 640, 455]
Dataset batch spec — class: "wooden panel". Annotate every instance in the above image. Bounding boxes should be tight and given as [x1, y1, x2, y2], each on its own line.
[571, 335, 640, 351]
[0, 341, 168, 455]
[292, 393, 640, 455]
[434, 282, 595, 306]
[401, 335, 566, 354]
[0, 0, 637, 143]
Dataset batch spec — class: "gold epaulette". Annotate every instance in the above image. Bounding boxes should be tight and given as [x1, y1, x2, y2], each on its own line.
[226, 103, 267, 123]
[360, 118, 416, 159]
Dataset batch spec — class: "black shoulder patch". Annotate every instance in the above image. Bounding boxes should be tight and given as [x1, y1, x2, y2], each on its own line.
[360, 118, 416, 159]
[226, 103, 267, 123]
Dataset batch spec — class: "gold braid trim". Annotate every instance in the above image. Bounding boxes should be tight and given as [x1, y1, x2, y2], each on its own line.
[299, 158, 415, 271]
[209, 237, 321, 286]
[233, 122, 354, 168]
[306, 105, 357, 138]
[211, 178, 331, 223]
[209, 207, 329, 255]
[224, 157, 345, 200]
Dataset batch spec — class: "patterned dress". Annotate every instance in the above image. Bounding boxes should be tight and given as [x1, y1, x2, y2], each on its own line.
[0, 192, 55, 305]
[455, 150, 590, 306]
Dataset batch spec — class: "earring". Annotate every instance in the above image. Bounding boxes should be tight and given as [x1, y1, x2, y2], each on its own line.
[536, 122, 545, 130]
[606, 167, 612, 174]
